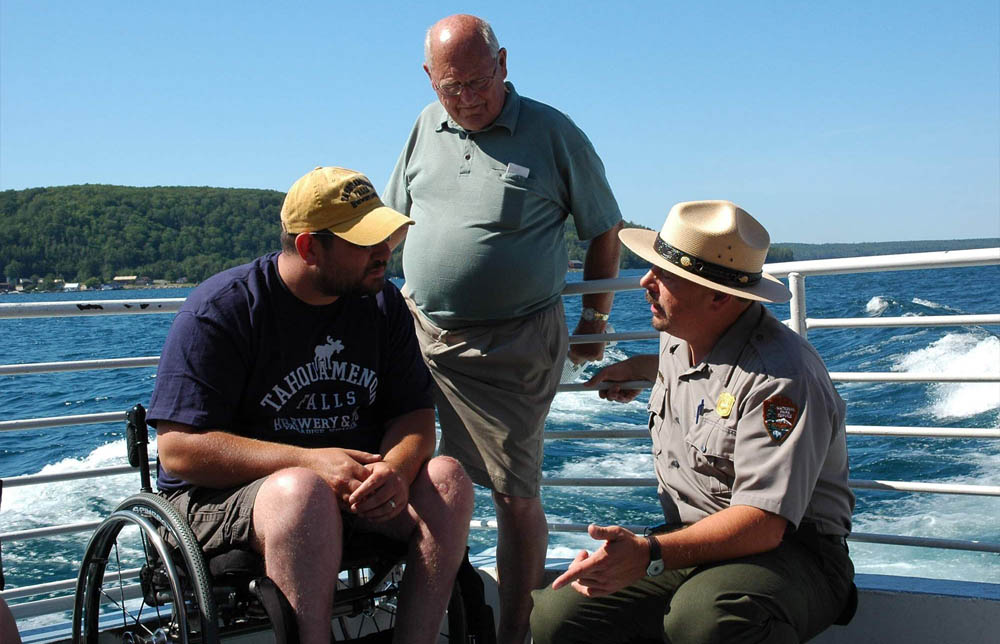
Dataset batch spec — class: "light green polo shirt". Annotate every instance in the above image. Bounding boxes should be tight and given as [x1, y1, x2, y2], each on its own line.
[384, 83, 622, 328]
[648, 303, 855, 537]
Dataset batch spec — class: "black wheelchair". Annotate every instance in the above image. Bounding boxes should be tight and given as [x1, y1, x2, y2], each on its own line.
[72, 405, 494, 644]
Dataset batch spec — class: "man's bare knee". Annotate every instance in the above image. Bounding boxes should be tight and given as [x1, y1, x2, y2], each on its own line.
[425, 456, 474, 515]
[254, 467, 340, 546]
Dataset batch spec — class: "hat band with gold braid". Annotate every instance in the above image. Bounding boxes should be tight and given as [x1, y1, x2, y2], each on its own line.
[653, 235, 762, 288]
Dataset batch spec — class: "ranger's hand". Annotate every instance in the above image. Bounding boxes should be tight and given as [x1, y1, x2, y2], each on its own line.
[586, 361, 643, 403]
[348, 460, 409, 522]
[551, 524, 649, 597]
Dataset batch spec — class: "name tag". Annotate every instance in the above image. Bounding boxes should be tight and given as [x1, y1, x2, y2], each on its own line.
[504, 162, 530, 178]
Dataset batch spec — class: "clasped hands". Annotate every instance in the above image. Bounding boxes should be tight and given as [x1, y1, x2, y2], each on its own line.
[312, 447, 407, 522]
[551, 524, 651, 597]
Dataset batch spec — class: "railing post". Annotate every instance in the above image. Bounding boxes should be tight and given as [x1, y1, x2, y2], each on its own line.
[788, 272, 807, 338]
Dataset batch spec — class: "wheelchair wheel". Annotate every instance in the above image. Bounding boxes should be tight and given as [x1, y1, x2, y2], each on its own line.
[329, 563, 467, 642]
[73, 492, 218, 644]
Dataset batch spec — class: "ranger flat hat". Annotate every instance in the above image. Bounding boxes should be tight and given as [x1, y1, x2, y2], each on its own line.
[619, 200, 791, 303]
[281, 166, 413, 246]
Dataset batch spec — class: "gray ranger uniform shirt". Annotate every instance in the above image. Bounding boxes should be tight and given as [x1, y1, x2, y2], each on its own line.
[648, 302, 854, 537]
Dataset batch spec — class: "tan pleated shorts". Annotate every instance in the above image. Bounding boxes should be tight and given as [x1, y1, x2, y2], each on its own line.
[406, 298, 567, 497]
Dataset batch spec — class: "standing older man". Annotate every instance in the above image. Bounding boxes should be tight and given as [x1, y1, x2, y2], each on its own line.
[531, 201, 856, 643]
[383, 14, 623, 644]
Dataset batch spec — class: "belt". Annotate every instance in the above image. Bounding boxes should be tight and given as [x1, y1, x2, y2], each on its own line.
[786, 522, 849, 552]
[821, 533, 849, 550]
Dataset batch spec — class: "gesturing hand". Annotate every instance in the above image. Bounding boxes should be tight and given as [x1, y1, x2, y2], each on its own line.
[550, 524, 649, 597]
[348, 460, 409, 522]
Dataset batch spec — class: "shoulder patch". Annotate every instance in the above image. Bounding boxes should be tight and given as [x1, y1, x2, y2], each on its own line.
[762, 395, 799, 443]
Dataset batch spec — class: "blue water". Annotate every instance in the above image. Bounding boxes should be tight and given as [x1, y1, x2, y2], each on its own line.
[2, 267, 999, 621]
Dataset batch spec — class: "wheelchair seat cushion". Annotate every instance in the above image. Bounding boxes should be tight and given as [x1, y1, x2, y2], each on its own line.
[208, 548, 265, 579]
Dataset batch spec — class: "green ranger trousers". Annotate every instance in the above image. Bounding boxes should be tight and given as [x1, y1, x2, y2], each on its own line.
[530, 533, 854, 644]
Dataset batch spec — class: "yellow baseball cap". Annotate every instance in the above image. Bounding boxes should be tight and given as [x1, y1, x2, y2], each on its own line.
[280, 166, 413, 246]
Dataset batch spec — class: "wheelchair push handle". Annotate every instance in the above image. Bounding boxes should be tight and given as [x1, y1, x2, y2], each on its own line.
[126, 403, 153, 493]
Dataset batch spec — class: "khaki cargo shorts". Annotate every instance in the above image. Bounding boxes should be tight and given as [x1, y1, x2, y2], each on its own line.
[406, 298, 567, 498]
[161, 478, 265, 556]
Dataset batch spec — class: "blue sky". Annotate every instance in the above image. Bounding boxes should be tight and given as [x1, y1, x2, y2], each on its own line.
[1, 1, 997, 243]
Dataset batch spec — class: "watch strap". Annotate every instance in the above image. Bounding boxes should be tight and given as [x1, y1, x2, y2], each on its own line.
[645, 534, 664, 575]
[646, 534, 662, 563]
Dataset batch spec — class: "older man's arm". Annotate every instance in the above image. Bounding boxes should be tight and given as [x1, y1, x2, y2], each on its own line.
[569, 220, 623, 364]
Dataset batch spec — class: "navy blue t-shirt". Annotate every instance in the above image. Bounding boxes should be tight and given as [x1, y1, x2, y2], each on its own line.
[148, 252, 433, 492]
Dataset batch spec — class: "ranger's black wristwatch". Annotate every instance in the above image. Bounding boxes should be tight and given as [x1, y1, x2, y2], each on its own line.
[645, 535, 664, 576]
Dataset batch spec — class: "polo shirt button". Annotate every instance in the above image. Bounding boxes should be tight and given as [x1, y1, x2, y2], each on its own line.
[464, 154, 471, 160]
[670, 460, 680, 468]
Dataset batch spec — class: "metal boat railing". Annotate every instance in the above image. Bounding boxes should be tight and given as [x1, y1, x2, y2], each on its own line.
[2, 247, 999, 621]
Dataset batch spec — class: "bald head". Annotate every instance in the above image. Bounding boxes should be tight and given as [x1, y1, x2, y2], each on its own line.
[424, 14, 500, 72]
[422, 14, 508, 131]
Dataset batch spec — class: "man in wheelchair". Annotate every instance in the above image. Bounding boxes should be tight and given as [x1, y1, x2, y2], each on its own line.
[147, 166, 475, 643]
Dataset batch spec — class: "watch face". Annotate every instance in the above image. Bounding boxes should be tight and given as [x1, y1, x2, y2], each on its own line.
[646, 560, 665, 576]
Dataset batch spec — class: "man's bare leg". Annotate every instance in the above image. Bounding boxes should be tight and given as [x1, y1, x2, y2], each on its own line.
[253, 467, 342, 644]
[493, 492, 548, 644]
[385, 456, 474, 644]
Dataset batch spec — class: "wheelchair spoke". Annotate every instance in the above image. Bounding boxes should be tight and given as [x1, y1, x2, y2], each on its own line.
[94, 527, 185, 643]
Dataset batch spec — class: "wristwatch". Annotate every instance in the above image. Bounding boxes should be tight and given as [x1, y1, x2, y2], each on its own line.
[580, 307, 609, 322]
[645, 535, 664, 576]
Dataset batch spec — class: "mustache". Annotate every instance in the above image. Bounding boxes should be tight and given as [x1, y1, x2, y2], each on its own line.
[367, 260, 387, 271]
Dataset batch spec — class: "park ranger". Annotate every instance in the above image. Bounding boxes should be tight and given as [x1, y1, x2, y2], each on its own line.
[531, 200, 856, 644]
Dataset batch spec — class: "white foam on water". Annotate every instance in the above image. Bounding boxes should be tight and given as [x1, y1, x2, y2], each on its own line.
[550, 447, 652, 480]
[911, 297, 957, 311]
[1, 438, 158, 531]
[865, 296, 890, 316]
[852, 490, 1000, 583]
[548, 387, 648, 427]
[892, 332, 1000, 419]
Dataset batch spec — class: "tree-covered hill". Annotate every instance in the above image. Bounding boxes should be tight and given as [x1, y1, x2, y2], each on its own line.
[1, 185, 284, 283]
[776, 239, 999, 261]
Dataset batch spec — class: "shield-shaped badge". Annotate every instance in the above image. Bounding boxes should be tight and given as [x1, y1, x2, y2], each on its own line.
[762, 395, 799, 443]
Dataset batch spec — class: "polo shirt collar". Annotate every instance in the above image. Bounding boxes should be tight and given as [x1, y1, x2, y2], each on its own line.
[436, 82, 521, 135]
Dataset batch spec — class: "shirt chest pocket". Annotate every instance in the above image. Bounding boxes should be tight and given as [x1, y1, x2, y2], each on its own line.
[476, 169, 533, 230]
[647, 382, 667, 456]
[684, 418, 736, 494]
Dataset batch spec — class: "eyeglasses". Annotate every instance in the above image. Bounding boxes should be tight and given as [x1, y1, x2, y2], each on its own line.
[434, 60, 498, 96]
